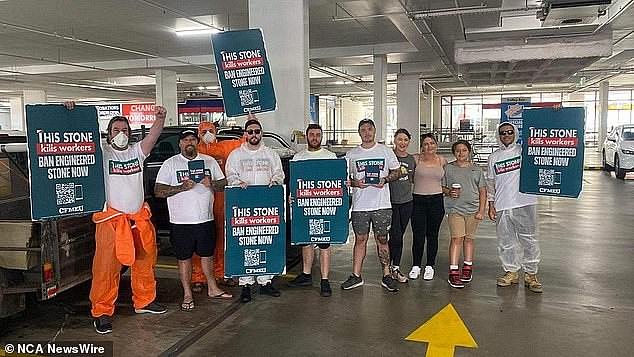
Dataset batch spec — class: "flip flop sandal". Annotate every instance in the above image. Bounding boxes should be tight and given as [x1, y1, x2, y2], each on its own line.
[180, 300, 195, 311]
[209, 291, 233, 300]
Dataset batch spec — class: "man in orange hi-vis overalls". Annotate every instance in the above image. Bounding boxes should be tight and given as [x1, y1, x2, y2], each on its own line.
[190, 121, 243, 290]
[72, 103, 169, 335]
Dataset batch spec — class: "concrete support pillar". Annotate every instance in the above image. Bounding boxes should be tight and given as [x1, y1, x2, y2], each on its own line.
[155, 69, 178, 126]
[249, 0, 309, 141]
[432, 94, 442, 131]
[396, 74, 420, 150]
[373, 54, 388, 142]
[12, 90, 47, 131]
[9, 97, 24, 131]
[598, 81, 609, 152]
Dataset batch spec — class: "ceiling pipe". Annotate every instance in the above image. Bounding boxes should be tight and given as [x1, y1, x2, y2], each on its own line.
[331, 4, 488, 21]
[0, 21, 214, 71]
[0, 51, 156, 80]
[135, 0, 224, 32]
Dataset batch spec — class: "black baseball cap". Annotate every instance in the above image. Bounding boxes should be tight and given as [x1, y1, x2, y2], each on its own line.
[244, 119, 262, 130]
[179, 129, 198, 140]
[358, 118, 375, 130]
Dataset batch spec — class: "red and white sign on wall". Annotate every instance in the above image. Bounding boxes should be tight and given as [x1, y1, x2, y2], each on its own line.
[121, 103, 156, 125]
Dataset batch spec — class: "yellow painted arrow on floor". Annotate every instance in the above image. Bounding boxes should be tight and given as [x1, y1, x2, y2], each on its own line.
[405, 304, 478, 357]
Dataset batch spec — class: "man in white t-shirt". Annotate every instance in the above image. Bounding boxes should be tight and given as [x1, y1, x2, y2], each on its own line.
[225, 117, 285, 303]
[155, 129, 233, 311]
[342, 119, 401, 292]
[75, 104, 168, 335]
[288, 124, 337, 297]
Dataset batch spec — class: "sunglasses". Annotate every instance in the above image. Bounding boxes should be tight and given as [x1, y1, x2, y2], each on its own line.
[499, 130, 514, 136]
[246, 129, 262, 135]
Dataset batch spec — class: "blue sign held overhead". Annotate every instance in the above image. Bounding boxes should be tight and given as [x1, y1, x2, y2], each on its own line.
[501, 97, 531, 145]
[212, 29, 276, 117]
[26, 105, 105, 220]
[520, 107, 585, 198]
[224, 185, 286, 277]
[290, 159, 349, 245]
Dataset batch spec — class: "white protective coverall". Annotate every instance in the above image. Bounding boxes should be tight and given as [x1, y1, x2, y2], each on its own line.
[486, 122, 541, 274]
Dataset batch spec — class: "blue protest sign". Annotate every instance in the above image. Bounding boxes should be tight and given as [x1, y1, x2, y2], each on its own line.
[501, 97, 531, 144]
[520, 107, 585, 198]
[25, 105, 105, 220]
[211, 29, 276, 117]
[290, 159, 349, 245]
[224, 185, 286, 277]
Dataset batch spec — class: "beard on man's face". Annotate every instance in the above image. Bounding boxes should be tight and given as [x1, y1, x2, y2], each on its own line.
[308, 138, 321, 149]
[249, 136, 261, 145]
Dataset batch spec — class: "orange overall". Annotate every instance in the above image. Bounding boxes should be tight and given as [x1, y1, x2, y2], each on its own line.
[191, 122, 243, 283]
[90, 203, 157, 317]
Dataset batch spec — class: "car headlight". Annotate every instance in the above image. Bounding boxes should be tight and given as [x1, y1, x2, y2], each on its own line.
[622, 149, 634, 155]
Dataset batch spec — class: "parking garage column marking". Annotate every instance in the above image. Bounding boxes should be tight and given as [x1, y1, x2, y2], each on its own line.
[405, 304, 477, 357]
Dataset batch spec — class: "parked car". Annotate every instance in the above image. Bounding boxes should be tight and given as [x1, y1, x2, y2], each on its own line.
[130, 126, 300, 266]
[0, 136, 95, 319]
[602, 124, 634, 179]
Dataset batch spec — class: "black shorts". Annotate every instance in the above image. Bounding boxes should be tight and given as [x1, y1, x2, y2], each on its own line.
[170, 221, 216, 260]
[298, 243, 331, 249]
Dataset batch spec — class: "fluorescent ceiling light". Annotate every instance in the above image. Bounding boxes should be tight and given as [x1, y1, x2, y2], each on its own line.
[175, 28, 220, 36]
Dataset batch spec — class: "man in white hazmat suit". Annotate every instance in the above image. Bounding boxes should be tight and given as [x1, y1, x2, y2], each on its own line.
[225, 117, 285, 303]
[486, 122, 543, 293]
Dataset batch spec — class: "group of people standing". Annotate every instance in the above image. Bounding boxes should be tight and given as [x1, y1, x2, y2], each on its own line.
[336, 119, 543, 297]
[70, 99, 543, 335]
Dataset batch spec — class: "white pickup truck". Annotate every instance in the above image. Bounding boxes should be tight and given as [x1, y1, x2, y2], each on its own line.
[0, 139, 95, 320]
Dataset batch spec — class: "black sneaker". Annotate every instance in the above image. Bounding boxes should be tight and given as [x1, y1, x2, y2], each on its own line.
[341, 274, 364, 290]
[93, 316, 112, 335]
[288, 273, 313, 287]
[259, 282, 281, 297]
[134, 301, 168, 314]
[381, 275, 399, 292]
[320, 279, 332, 297]
[240, 285, 252, 303]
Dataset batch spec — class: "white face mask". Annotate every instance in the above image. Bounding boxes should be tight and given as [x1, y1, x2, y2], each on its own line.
[202, 132, 216, 144]
[112, 131, 129, 148]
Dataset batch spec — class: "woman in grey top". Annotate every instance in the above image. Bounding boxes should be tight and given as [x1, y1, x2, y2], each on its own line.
[442, 140, 487, 289]
[388, 129, 416, 283]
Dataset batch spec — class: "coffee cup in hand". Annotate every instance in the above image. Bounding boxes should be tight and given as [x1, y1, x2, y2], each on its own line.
[451, 183, 461, 198]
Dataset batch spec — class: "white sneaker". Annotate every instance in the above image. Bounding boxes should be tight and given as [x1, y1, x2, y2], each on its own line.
[408, 266, 421, 279]
[423, 266, 435, 280]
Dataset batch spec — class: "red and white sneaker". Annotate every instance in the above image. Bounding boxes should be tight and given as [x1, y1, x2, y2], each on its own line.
[461, 265, 473, 283]
[448, 270, 464, 289]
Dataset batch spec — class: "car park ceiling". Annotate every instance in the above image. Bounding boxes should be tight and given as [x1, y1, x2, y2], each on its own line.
[0, 0, 633, 105]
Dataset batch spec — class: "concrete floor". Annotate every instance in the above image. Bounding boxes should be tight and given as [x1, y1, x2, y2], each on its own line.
[1, 170, 632, 357]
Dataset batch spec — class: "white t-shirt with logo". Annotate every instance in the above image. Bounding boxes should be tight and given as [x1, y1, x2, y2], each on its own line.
[103, 143, 146, 214]
[346, 143, 400, 212]
[155, 153, 225, 224]
[292, 148, 337, 160]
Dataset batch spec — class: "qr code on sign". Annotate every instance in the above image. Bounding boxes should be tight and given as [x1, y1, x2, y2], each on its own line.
[309, 219, 325, 235]
[55, 183, 75, 205]
[244, 249, 260, 267]
[538, 169, 555, 186]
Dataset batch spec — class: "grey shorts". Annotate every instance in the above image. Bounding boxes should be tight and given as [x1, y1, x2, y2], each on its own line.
[351, 209, 392, 236]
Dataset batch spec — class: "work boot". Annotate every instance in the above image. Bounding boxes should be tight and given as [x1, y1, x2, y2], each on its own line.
[240, 285, 252, 303]
[496, 271, 519, 287]
[524, 273, 543, 293]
